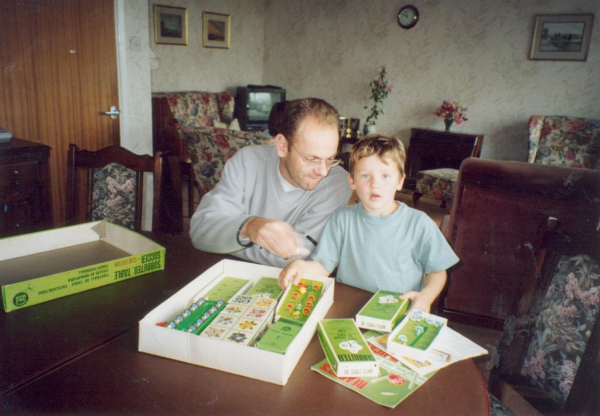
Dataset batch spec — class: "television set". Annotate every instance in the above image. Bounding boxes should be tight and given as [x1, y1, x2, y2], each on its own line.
[234, 85, 286, 132]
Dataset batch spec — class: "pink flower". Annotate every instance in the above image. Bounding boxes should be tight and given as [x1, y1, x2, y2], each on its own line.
[564, 149, 576, 160]
[219, 93, 232, 103]
[201, 115, 212, 126]
[200, 94, 211, 105]
[203, 152, 212, 162]
[521, 348, 546, 382]
[563, 119, 586, 132]
[224, 149, 237, 162]
[576, 287, 600, 307]
[541, 124, 553, 137]
[214, 135, 230, 149]
[529, 117, 540, 129]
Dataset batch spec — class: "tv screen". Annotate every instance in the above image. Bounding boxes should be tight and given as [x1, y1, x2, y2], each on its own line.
[247, 92, 284, 123]
[235, 86, 286, 131]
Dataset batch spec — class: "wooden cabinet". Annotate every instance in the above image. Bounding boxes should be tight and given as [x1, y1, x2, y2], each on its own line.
[404, 128, 483, 190]
[0, 138, 52, 237]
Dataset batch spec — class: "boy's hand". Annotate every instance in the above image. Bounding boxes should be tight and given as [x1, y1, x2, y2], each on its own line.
[399, 291, 434, 314]
[278, 260, 305, 290]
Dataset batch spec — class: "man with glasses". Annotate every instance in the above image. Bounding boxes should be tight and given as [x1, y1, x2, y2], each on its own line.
[190, 98, 352, 267]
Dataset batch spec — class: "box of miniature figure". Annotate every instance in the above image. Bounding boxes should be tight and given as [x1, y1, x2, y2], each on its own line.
[355, 290, 410, 333]
[138, 260, 335, 385]
[1, 221, 165, 312]
[387, 310, 448, 363]
[317, 318, 379, 377]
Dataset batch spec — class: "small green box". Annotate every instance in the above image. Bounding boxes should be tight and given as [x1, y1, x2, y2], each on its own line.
[256, 318, 303, 354]
[317, 319, 379, 378]
[356, 290, 410, 333]
[388, 310, 447, 363]
[1, 221, 165, 312]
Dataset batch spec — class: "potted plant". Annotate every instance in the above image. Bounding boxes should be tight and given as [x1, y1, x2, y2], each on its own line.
[364, 66, 393, 134]
[433, 100, 468, 132]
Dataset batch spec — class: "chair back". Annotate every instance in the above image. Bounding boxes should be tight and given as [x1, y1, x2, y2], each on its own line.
[441, 158, 600, 328]
[489, 231, 600, 414]
[528, 116, 600, 169]
[66, 144, 163, 232]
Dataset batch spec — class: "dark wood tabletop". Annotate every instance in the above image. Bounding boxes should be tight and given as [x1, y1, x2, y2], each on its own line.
[0, 233, 490, 415]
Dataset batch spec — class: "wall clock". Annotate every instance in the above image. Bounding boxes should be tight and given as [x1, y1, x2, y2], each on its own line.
[398, 5, 419, 29]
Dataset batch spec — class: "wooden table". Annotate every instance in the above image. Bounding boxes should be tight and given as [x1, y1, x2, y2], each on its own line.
[0, 234, 490, 415]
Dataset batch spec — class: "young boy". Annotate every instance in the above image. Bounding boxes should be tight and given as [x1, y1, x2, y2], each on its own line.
[278, 134, 459, 312]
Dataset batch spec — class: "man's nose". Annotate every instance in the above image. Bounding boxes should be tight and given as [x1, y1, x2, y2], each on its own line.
[314, 161, 329, 176]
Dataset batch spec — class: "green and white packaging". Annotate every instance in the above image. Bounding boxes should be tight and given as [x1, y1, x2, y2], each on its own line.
[256, 318, 303, 354]
[1, 221, 165, 312]
[355, 290, 410, 333]
[388, 310, 447, 363]
[317, 319, 379, 377]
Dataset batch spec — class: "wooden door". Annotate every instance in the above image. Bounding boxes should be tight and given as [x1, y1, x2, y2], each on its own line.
[0, 0, 120, 226]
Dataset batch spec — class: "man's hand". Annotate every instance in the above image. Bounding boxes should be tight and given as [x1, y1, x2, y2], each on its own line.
[241, 217, 300, 259]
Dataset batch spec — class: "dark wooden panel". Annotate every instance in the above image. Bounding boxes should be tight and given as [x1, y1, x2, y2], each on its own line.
[0, 0, 120, 226]
[405, 128, 483, 190]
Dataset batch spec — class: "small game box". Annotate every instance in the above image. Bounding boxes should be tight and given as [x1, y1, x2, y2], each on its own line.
[387, 310, 448, 363]
[355, 290, 410, 333]
[317, 319, 379, 378]
[1, 221, 165, 312]
[138, 260, 335, 385]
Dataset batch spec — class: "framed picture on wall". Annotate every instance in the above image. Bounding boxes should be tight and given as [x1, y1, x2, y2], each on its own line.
[530, 14, 594, 61]
[202, 12, 231, 49]
[154, 4, 188, 46]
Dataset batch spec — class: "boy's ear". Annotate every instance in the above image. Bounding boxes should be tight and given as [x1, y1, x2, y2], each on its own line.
[275, 134, 288, 158]
[347, 173, 356, 190]
[396, 174, 406, 191]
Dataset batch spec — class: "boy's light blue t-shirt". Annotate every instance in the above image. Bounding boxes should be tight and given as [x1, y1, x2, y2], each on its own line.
[310, 202, 459, 294]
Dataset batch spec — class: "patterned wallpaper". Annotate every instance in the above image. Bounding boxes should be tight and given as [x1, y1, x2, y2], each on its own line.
[144, 0, 599, 162]
[262, 0, 600, 161]
[149, 0, 266, 94]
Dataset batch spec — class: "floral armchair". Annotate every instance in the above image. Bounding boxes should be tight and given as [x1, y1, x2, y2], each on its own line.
[528, 115, 600, 169]
[152, 91, 275, 212]
[489, 231, 600, 414]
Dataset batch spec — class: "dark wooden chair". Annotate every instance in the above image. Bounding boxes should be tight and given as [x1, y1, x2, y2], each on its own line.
[66, 144, 163, 232]
[406, 128, 483, 209]
[438, 158, 600, 330]
[488, 230, 600, 415]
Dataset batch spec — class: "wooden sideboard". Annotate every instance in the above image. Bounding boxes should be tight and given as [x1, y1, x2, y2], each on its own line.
[404, 128, 484, 190]
[0, 138, 52, 238]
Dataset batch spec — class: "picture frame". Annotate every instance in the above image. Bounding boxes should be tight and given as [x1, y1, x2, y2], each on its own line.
[154, 5, 188, 46]
[202, 12, 231, 49]
[530, 14, 594, 61]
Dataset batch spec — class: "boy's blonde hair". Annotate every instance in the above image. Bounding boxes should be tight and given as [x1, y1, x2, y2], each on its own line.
[349, 134, 406, 176]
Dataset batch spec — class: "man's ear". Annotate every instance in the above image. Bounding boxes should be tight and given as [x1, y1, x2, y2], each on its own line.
[275, 134, 288, 158]
[348, 173, 357, 190]
[397, 174, 406, 191]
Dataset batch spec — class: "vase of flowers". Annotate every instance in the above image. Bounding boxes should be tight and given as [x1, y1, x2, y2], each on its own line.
[433, 100, 468, 132]
[364, 66, 394, 132]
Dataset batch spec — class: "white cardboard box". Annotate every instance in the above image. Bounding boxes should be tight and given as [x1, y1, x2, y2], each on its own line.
[388, 310, 448, 363]
[138, 259, 335, 385]
[1, 221, 165, 312]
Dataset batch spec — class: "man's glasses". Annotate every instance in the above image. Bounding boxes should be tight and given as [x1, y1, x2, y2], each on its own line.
[288, 140, 342, 168]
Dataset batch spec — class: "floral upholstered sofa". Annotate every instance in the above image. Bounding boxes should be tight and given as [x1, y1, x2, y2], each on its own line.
[527, 115, 600, 169]
[152, 91, 275, 204]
